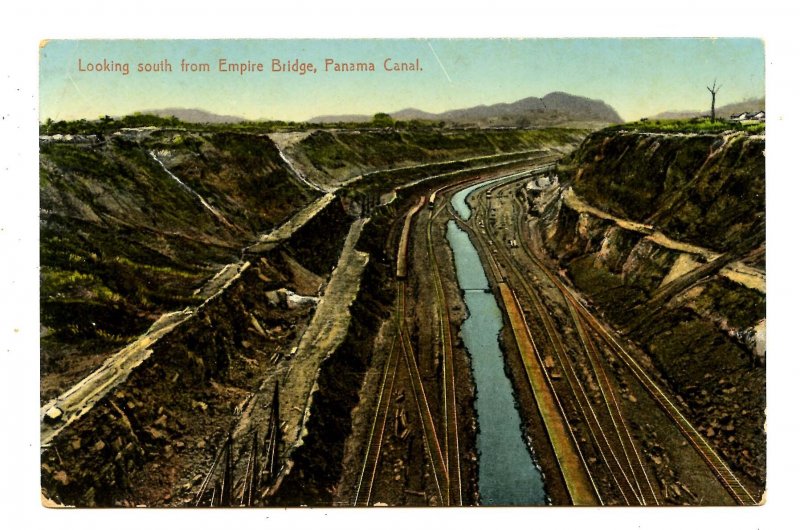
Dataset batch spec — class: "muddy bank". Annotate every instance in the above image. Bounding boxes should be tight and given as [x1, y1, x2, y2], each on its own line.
[454, 201, 569, 506]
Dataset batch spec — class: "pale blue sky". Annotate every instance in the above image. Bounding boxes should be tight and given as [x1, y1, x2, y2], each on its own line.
[39, 39, 764, 122]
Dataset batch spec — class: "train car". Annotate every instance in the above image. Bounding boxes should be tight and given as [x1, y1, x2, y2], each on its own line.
[396, 196, 427, 279]
[396, 229, 409, 279]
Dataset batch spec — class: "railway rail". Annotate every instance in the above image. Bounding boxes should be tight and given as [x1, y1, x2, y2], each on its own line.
[444, 177, 641, 504]
[485, 177, 759, 506]
[464, 177, 617, 505]
[498, 281, 600, 505]
[352, 329, 401, 506]
[420, 167, 554, 504]
[445, 167, 605, 505]
[573, 297, 760, 505]
[494, 188, 657, 505]
[426, 191, 463, 506]
[397, 282, 449, 504]
[513, 187, 757, 505]
[509, 190, 659, 505]
[396, 195, 427, 279]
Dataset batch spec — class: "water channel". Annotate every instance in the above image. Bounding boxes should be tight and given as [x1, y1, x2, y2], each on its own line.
[447, 175, 547, 505]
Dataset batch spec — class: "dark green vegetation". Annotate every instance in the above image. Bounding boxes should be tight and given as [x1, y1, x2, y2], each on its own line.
[41, 114, 329, 136]
[41, 113, 478, 136]
[609, 118, 764, 135]
[541, 127, 766, 491]
[41, 114, 183, 135]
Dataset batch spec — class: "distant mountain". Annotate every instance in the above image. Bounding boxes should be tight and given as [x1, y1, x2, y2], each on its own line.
[650, 97, 765, 120]
[139, 108, 245, 123]
[391, 108, 443, 121]
[308, 92, 623, 127]
[306, 113, 373, 123]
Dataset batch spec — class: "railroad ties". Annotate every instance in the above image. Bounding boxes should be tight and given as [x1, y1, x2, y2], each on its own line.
[352, 333, 401, 506]
[397, 283, 449, 505]
[575, 305, 760, 506]
[194, 382, 283, 507]
[508, 184, 757, 505]
[481, 174, 758, 506]
[486, 180, 657, 505]
[359, 167, 756, 508]
[498, 281, 600, 505]
[427, 196, 463, 506]
[357, 193, 461, 507]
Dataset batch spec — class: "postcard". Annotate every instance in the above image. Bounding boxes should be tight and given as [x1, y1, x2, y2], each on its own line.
[38, 38, 765, 508]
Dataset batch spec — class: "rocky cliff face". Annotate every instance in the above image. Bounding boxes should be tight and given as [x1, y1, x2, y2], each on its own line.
[536, 129, 766, 488]
[563, 130, 765, 254]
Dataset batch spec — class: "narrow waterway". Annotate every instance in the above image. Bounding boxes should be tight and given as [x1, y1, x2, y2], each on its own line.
[447, 176, 547, 505]
[451, 171, 527, 221]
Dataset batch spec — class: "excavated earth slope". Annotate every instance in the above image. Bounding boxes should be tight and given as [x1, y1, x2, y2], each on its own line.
[40, 124, 586, 506]
[536, 129, 766, 490]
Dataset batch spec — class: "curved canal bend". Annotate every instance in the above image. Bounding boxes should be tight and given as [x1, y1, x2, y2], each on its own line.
[447, 174, 548, 505]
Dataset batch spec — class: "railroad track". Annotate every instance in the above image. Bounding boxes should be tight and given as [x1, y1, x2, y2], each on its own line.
[567, 301, 660, 505]
[573, 299, 759, 506]
[354, 165, 566, 507]
[421, 167, 555, 504]
[493, 179, 758, 506]
[474, 181, 643, 504]
[398, 282, 449, 505]
[446, 169, 602, 505]
[352, 330, 401, 506]
[509, 190, 659, 505]
[426, 193, 463, 506]
[491, 188, 656, 505]
[354, 194, 449, 506]
[499, 281, 600, 505]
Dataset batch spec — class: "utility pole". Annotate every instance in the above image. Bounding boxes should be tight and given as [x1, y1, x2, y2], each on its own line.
[707, 80, 721, 122]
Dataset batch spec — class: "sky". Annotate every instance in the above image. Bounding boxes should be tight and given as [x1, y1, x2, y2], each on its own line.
[40, 38, 765, 123]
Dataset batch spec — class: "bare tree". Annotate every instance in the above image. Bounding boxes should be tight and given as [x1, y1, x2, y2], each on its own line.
[707, 80, 722, 122]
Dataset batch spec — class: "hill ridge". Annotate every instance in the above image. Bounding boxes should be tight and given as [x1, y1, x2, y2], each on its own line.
[308, 92, 623, 126]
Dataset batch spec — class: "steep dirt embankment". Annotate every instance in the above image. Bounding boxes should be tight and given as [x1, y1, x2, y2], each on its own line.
[539, 130, 766, 488]
[40, 123, 584, 507]
[40, 130, 319, 402]
[273, 214, 396, 504]
[40, 194, 354, 507]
